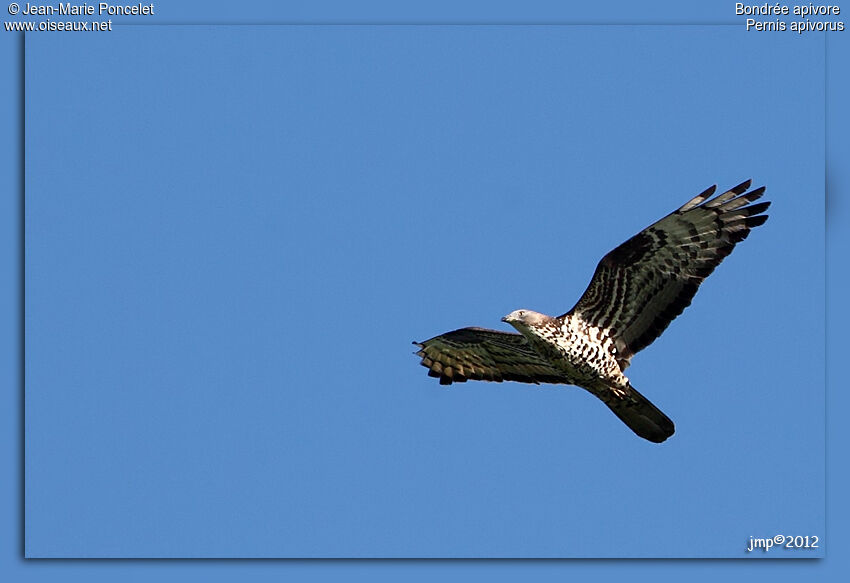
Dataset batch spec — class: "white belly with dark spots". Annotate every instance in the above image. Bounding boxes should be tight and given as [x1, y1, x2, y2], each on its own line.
[525, 316, 627, 389]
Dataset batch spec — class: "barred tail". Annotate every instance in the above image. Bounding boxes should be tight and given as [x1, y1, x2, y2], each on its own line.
[604, 383, 675, 443]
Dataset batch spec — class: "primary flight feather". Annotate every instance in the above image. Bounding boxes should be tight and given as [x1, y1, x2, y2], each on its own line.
[413, 180, 770, 443]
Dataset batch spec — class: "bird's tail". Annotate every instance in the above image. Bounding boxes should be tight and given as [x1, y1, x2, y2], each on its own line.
[602, 383, 675, 443]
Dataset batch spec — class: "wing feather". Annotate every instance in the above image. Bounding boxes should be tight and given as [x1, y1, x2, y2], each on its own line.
[567, 180, 770, 369]
[413, 327, 570, 386]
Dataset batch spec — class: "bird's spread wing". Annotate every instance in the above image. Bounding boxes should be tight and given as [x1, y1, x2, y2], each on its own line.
[413, 327, 570, 385]
[567, 180, 770, 369]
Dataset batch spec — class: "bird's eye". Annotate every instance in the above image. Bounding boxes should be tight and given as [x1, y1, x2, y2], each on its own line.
[518, 311, 525, 317]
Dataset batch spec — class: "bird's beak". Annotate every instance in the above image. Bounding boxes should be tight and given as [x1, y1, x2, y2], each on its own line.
[501, 316, 508, 323]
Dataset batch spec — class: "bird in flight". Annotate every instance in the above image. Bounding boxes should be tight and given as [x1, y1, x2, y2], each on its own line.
[413, 180, 769, 443]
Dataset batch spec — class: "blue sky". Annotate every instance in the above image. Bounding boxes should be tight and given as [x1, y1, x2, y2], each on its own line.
[23, 25, 823, 558]
[3, 0, 848, 580]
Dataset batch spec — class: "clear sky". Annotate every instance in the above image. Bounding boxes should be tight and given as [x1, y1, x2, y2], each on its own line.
[3, 0, 849, 580]
[22, 23, 825, 559]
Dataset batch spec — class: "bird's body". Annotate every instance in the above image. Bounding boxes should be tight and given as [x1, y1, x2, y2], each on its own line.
[414, 180, 770, 443]
[506, 311, 626, 390]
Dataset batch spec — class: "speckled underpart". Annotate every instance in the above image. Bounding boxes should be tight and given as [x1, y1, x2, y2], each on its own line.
[518, 313, 629, 394]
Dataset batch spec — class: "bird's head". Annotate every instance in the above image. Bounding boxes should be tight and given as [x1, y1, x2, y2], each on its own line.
[501, 309, 551, 330]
